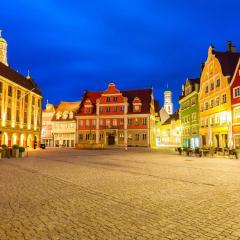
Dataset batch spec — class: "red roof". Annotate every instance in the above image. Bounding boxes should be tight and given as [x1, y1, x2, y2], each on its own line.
[0, 62, 42, 95]
[77, 88, 152, 115]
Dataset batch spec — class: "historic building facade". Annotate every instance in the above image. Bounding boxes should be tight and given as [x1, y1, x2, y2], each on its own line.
[179, 78, 200, 148]
[199, 43, 240, 148]
[76, 83, 156, 148]
[164, 89, 173, 115]
[51, 102, 80, 148]
[230, 59, 240, 148]
[41, 102, 56, 147]
[0, 31, 42, 147]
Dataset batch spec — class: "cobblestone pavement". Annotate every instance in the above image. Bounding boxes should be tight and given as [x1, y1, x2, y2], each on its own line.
[1, 148, 240, 239]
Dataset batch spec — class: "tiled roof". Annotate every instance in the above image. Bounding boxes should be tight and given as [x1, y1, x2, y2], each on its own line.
[214, 50, 240, 78]
[0, 62, 42, 95]
[77, 88, 152, 115]
[162, 110, 179, 125]
[52, 101, 80, 121]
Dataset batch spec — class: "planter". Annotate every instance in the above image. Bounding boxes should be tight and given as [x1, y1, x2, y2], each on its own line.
[19, 151, 25, 158]
[12, 149, 19, 158]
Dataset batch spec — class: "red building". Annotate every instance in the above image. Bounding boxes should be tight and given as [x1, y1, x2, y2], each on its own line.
[230, 59, 240, 147]
[76, 83, 156, 148]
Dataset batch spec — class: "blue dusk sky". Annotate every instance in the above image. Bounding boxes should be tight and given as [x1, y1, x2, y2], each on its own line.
[1, 0, 240, 110]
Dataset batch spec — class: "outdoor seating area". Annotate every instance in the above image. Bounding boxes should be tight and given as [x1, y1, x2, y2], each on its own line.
[176, 147, 240, 159]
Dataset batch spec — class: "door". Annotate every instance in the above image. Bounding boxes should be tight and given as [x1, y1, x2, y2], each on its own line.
[108, 134, 115, 145]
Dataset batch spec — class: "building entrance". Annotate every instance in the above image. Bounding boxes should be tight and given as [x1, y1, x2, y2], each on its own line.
[108, 134, 115, 145]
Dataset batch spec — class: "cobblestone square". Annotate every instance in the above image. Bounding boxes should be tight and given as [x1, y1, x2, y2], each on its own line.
[1, 148, 240, 239]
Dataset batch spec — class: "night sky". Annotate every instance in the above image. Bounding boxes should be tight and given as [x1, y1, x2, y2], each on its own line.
[1, 0, 240, 110]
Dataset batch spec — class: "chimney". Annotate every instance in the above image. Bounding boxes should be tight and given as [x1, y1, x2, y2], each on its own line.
[227, 41, 237, 52]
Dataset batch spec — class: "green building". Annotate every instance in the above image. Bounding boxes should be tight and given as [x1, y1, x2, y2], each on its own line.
[179, 78, 200, 148]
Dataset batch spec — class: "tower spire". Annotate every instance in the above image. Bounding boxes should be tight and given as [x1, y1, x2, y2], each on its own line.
[0, 29, 8, 65]
[26, 69, 31, 79]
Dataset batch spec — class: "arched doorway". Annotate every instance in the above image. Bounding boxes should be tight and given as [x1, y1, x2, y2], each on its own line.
[20, 134, 25, 147]
[27, 134, 33, 148]
[12, 134, 17, 146]
[2, 132, 8, 146]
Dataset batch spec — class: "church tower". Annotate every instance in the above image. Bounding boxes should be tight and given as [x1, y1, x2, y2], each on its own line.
[0, 30, 8, 65]
[164, 85, 173, 115]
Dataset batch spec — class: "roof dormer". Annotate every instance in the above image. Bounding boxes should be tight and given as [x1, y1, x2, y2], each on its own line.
[133, 97, 142, 112]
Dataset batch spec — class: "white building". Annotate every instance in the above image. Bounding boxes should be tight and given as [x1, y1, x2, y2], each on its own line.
[164, 90, 173, 115]
[51, 102, 80, 148]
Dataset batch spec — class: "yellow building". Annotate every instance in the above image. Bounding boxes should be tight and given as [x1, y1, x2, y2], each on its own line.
[199, 42, 240, 148]
[0, 31, 42, 148]
[157, 111, 181, 147]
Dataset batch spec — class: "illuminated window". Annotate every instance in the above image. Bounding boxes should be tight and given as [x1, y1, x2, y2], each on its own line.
[7, 108, 11, 121]
[215, 97, 219, 106]
[113, 96, 117, 102]
[100, 119, 103, 126]
[120, 106, 124, 112]
[106, 97, 110, 102]
[106, 107, 110, 112]
[205, 86, 209, 93]
[120, 119, 124, 125]
[134, 118, 139, 126]
[92, 120, 96, 126]
[204, 102, 208, 110]
[113, 106, 117, 112]
[135, 134, 140, 141]
[86, 120, 90, 126]
[113, 119, 117, 126]
[128, 119, 132, 125]
[8, 86, 12, 97]
[142, 134, 147, 140]
[142, 118, 147, 125]
[234, 107, 240, 118]
[210, 99, 214, 108]
[106, 119, 110, 128]
[216, 79, 220, 87]
[222, 94, 226, 103]
[17, 90, 21, 99]
[210, 83, 214, 90]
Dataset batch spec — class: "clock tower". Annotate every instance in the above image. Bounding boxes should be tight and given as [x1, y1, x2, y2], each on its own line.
[0, 30, 8, 65]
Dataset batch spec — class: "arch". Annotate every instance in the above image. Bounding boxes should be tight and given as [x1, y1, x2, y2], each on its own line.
[20, 134, 25, 147]
[27, 134, 33, 148]
[2, 132, 8, 146]
[11, 134, 17, 145]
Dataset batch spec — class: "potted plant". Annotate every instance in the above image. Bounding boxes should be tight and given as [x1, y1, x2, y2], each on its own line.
[12, 144, 19, 158]
[19, 147, 25, 158]
[1, 144, 8, 158]
[235, 148, 240, 159]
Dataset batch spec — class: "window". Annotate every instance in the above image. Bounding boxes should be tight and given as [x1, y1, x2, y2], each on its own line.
[0, 82, 2, 93]
[32, 97, 35, 105]
[100, 134, 104, 140]
[113, 119, 117, 126]
[7, 108, 11, 121]
[210, 99, 214, 108]
[85, 134, 90, 140]
[25, 95, 28, 104]
[86, 108, 90, 113]
[210, 83, 214, 90]
[113, 96, 117, 102]
[134, 105, 140, 111]
[142, 118, 147, 125]
[134, 118, 139, 126]
[99, 107, 103, 112]
[100, 119, 103, 126]
[120, 106, 124, 112]
[191, 98, 196, 105]
[216, 79, 220, 87]
[16, 110, 20, 122]
[128, 119, 132, 126]
[135, 134, 140, 141]
[192, 112, 196, 121]
[24, 111, 27, 123]
[106, 97, 110, 102]
[17, 90, 21, 99]
[119, 132, 124, 139]
[79, 134, 83, 141]
[142, 134, 147, 140]
[222, 94, 226, 103]
[120, 119, 124, 125]
[234, 107, 240, 118]
[128, 134, 132, 140]
[205, 86, 209, 93]
[86, 120, 90, 126]
[106, 107, 110, 112]
[204, 102, 208, 110]
[234, 87, 240, 98]
[8, 86, 12, 97]
[215, 97, 219, 106]
[113, 106, 117, 112]
[106, 119, 110, 128]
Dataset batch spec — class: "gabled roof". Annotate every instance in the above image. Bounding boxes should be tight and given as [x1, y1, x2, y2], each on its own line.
[77, 88, 152, 115]
[213, 50, 240, 78]
[162, 110, 179, 125]
[0, 62, 42, 95]
[52, 101, 80, 121]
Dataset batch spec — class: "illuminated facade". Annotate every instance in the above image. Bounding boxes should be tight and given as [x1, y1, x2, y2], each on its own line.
[179, 78, 200, 148]
[41, 102, 56, 147]
[230, 59, 240, 148]
[157, 111, 181, 146]
[199, 42, 240, 147]
[76, 83, 156, 148]
[0, 31, 42, 147]
[51, 102, 80, 147]
[164, 90, 173, 115]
